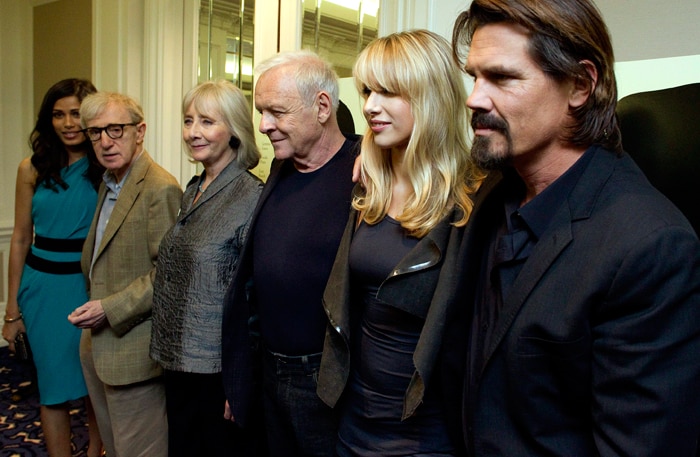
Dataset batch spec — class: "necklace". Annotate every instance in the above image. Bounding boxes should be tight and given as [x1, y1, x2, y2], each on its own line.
[198, 182, 206, 193]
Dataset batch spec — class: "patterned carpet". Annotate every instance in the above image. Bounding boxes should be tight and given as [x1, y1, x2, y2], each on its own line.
[0, 346, 90, 456]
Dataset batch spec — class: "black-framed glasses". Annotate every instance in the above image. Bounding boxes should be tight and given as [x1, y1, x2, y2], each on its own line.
[83, 123, 138, 142]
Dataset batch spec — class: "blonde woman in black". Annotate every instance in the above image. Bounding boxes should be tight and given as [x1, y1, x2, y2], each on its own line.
[317, 30, 483, 456]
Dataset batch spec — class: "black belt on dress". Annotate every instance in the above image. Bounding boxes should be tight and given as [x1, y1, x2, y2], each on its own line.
[25, 252, 81, 274]
[25, 235, 85, 274]
[25, 252, 82, 274]
[34, 235, 85, 252]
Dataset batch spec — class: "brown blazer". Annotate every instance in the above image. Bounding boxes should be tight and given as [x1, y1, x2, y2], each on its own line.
[80, 151, 182, 386]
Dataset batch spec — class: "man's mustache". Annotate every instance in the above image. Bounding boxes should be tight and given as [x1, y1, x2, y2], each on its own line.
[471, 112, 508, 131]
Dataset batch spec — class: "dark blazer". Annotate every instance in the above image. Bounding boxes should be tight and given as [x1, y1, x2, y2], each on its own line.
[221, 158, 285, 429]
[221, 134, 360, 430]
[444, 146, 700, 456]
[317, 202, 468, 421]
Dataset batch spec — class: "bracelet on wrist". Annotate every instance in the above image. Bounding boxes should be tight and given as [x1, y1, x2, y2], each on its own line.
[4, 313, 23, 323]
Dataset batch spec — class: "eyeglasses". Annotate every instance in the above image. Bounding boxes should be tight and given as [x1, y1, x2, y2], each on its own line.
[83, 123, 138, 142]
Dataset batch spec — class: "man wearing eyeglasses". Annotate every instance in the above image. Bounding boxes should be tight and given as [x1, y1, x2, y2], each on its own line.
[68, 91, 182, 457]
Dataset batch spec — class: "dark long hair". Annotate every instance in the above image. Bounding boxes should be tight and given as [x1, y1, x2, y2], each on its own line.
[453, 0, 621, 153]
[30, 78, 103, 190]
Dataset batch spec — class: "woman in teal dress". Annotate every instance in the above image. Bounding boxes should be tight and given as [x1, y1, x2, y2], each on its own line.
[2, 79, 104, 457]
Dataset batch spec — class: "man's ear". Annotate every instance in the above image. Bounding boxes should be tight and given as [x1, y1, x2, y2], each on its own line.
[570, 60, 598, 108]
[136, 122, 147, 144]
[316, 91, 333, 124]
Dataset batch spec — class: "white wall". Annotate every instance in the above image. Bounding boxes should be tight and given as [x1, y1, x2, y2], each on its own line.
[598, 0, 700, 61]
[417, 0, 700, 98]
[597, 0, 700, 98]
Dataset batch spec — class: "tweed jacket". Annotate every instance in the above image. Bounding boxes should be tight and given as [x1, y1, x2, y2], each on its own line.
[317, 201, 469, 421]
[81, 151, 182, 386]
[443, 146, 700, 456]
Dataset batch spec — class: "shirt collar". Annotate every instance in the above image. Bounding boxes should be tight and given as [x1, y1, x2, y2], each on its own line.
[101, 150, 143, 192]
[505, 146, 595, 239]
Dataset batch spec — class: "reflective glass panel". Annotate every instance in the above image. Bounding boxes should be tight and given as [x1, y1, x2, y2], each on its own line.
[301, 0, 380, 77]
[198, 0, 255, 104]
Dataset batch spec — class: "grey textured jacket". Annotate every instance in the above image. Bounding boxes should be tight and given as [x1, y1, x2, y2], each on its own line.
[317, 203, 468, 420]
[150, 160, 263, 373]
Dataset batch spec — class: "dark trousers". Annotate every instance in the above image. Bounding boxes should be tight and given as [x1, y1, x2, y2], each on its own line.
[164, 369, 262, 457]
[263, 350, 338, 457]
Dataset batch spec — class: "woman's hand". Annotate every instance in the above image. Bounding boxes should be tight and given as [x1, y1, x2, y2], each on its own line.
[2, 318, 27, 353]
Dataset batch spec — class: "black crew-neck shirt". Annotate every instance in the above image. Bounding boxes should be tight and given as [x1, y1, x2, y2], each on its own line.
[253, 137, 359, 355]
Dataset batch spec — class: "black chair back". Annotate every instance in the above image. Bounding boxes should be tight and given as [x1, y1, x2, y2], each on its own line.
[337, 99, 356, 135]
[617, 83, 700, 234]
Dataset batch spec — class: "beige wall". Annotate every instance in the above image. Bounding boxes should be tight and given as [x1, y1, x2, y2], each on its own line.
[33, 0, 92, 114]
[598, 0, 700, 61]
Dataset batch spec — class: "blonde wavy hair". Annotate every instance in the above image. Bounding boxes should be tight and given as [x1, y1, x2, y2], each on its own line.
[354, 29, 483, 237]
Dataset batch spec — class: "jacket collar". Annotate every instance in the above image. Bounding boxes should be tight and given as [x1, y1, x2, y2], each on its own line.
[386, 211, 454, 279]
[181, 159, 246, 218]
[476, 146, 619, 373]
[93, 150, 154, 260]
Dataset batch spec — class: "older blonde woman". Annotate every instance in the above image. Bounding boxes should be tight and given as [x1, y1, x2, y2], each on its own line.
[317, 30, 484, 456]
[150, 80, 263, 456]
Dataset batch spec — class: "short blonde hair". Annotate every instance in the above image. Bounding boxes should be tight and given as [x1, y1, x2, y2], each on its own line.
[182, 80, 260, 170]
[354, 29, 483, 237]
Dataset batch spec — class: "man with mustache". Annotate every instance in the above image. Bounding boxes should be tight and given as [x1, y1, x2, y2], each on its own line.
[442, 0, 700, 455]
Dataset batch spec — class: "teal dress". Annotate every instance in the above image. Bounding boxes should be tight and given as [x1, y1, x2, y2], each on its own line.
[17, 156, 98, 405]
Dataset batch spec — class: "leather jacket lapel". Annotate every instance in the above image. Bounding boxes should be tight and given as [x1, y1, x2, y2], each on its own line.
[377, 213, 453, 319]
[388, 237, 442, 278]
